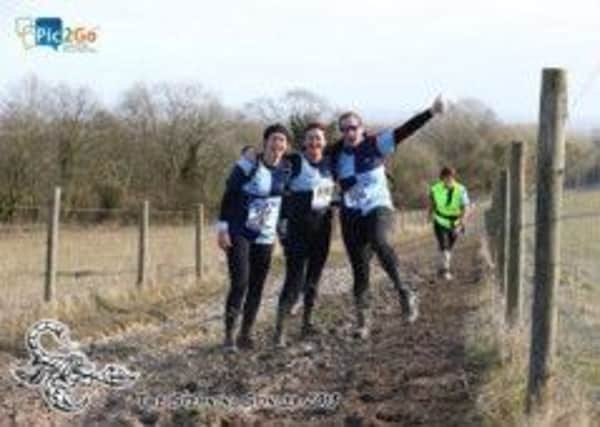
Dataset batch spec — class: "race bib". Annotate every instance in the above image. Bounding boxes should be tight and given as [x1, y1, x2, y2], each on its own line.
[343, 168, 392, 213]
[311, 179, 335, 210]
[245, 197, 281, 234]
[343, 182, 369, 210]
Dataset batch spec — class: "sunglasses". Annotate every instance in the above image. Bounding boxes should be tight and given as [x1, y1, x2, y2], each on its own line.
[340, 125, 359, 133]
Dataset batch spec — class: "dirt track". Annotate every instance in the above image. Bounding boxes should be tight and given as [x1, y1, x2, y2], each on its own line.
[0, 235, 487, 426]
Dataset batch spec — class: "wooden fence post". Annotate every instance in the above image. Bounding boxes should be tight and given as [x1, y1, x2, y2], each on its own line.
[506, 142, 525, 326]
[497, 169, 509, 293]
[526, 68, 568, 419]
[195, 203, 204, 280]
[44, 187, 61, 302]
[137, 200, 149, 287]
[485, 181, 498, 260]
[488, 169, 508, 295]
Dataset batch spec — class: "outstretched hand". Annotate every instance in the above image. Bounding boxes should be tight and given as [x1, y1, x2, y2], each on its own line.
[431, 94, 446, 115]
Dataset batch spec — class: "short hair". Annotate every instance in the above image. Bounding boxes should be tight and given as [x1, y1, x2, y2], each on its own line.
[440, 166, 456, 179]
[338, 111, 363, 129]
[304, 121, 327, 137]
[263, 123, 291, 142]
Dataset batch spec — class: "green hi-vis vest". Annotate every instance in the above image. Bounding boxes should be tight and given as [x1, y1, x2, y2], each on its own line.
[431, 180, 466, 229]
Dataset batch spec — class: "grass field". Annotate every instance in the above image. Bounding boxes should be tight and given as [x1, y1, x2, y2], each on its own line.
[524, 189, 600, 393]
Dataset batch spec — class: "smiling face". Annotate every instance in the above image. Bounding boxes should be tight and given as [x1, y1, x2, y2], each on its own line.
[304, 128, 326, 162]
[339, 114, 364, 146]
[264, 132, 288, 163]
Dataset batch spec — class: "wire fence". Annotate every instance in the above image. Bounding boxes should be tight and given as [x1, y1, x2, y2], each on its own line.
[0, 197, 435, 320]
[480, 69, 600, 423]
[523, 185, 600, 400]
[0, 204, 206, 317]
[485, 162, 600, 417]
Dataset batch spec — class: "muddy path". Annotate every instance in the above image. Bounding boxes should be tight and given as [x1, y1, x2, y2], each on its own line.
[0, 235, 487, 426]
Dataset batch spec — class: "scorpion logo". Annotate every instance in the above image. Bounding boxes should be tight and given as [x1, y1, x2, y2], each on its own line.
[11, 319, 139, 413]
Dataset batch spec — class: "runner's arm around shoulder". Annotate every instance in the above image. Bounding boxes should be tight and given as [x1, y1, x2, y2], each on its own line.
[284, 152, 303, 179]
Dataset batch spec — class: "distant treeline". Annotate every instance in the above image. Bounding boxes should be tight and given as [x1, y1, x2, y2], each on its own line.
[1, 76, 599, 221]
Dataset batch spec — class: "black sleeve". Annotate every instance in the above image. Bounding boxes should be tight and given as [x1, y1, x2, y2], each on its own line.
[218, 165, 247, 224]
[393, 109, 434, 145]
[279, 192, 289, 221]
[284, 153, 302, 179]
[279, 155, 298, 221]
[326, 141, 343, 180]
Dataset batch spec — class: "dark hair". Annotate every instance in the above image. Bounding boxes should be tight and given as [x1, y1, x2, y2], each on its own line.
[263, 123, 291, 142]
[338, 111, 362, 129]
[240, 145, 255, 155]
[304, 121, 327, 137]
[440, 166, 456, 179]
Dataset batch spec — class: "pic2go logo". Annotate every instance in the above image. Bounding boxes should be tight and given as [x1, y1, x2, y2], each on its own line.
[35, 17, 63, 50]
[15, 17, 99, 52]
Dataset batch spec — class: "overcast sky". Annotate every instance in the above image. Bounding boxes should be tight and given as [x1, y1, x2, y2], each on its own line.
[2, 0, 600, 128]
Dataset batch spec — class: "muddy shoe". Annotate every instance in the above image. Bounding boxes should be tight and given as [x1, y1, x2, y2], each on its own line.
[273, 307, 289, 349]
[353, 325, 370, 340]
[272, 329, 286, 349]
[290, 299, 303, 316]
[300, 322, 321, 339]
[272, 336, 286, 349]
[353, 308, 370, 340]
[236, 334, 255, 351]
[223, 337, 238, 354]
[401, 292, 419, 323]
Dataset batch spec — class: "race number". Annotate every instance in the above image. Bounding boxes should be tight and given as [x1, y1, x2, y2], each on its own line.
[343, 182, 369, 210]
[246, 197, 281, 233]
[311, 179, 335, 210]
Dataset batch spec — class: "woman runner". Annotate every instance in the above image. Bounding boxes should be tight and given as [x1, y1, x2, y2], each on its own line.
[273, 122, 336, 348]
[217, 124, 292, 352]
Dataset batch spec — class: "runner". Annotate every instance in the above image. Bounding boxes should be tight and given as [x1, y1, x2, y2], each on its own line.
[428, 166, 471, 281]
[272, 122, 336, 348]
[331, 96, 446, 339]
[217, 124, 292, 352]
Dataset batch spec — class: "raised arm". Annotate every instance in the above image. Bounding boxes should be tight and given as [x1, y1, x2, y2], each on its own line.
[376, 95, 446, 155]
[393, 109, 433, 144]
[394, 95, 445, 145]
